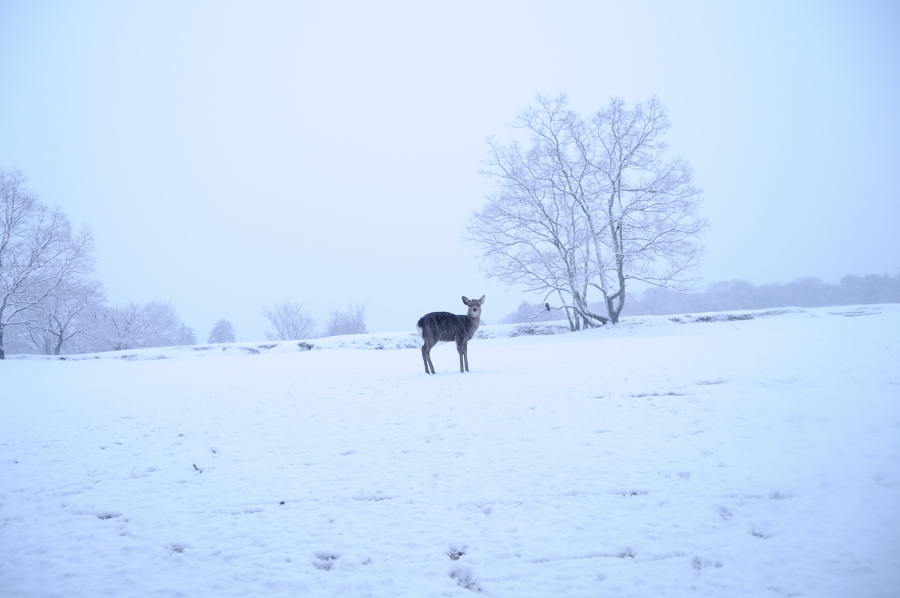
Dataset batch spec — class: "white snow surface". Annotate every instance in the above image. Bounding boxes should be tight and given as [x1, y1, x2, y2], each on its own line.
[2, 305, 899, 597]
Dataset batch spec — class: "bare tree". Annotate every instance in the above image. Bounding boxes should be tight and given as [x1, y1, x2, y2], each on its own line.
[262, 300, 317, 340]
[0, 168, 96, 358]
[466, 96, 598, 331]
[467, 95, 706, 325]
[323, 303, 367, 337]
[584, 96, 707, 322]
[207, 319, 236, 344]
[22, 277, 105, 355]
[500, 300, 556, 324]
[88, 301, 194, 351]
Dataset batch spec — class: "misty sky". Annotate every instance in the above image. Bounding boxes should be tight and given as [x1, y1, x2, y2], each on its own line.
[1, 1, 898, 340]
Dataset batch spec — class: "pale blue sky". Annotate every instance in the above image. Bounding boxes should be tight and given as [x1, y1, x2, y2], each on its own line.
[1, 0, 898, 339]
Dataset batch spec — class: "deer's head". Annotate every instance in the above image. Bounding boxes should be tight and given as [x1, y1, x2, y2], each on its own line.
[462, 295, 485, 319]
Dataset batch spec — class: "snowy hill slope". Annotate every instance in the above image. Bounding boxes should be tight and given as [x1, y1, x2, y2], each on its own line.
[8, 304, 890, 362]
[1, 304, 898, 597]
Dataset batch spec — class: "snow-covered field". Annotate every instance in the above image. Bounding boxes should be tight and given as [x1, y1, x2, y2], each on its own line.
[2, 305, 898, 597]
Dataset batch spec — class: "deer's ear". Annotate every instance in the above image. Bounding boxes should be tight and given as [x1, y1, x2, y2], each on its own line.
[462, 296, 470, 305]
[479, 295, 485, 304]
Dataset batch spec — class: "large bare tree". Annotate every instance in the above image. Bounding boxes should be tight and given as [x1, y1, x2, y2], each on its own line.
[585, 96, 707, 323]
[467, 95, 706, 326]
[21, 277, 105, 355]
[0, 168, 96, 358]
[467, 96, 604, 330]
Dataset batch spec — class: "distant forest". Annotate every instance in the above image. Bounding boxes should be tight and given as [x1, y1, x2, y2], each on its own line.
[502, 273, 900, 324]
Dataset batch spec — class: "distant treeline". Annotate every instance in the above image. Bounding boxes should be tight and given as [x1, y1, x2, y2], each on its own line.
[502, 273, 900, 323]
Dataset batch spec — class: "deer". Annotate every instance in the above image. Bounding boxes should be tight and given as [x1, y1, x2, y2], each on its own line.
[417, 295, 485, 374]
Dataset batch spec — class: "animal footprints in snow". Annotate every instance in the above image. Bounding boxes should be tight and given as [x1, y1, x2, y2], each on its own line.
[691, 556, 722, 570]
[96, 512, 120, 520]
[750, 518, 776, 539]
[446, 546, 479, 590]
[616, 490, 647, 497]
[312, 551, 341, 570]
[351, 494, 394, 502]
[450, 565, 480, 592]
[714, 490, 790, 530]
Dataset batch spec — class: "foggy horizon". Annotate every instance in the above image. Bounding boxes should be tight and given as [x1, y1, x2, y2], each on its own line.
[2, 1, 898, 342]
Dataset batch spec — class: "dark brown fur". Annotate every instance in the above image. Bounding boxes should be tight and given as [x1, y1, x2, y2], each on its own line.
[416, 296, 484, 374]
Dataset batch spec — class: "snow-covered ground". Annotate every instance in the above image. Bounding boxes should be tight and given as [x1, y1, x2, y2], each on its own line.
[2, 305, 898, 597]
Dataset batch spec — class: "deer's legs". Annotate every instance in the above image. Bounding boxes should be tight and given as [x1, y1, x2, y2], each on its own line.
[422, 343, 436, 374]
[457, 340, 469, 373]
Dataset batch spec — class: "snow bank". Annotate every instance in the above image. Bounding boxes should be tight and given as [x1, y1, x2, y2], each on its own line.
[9, 304, 892, 362]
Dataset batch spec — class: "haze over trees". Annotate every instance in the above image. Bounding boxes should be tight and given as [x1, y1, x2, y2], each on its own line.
[4, 167, 377, 356]
[18, 277, 105, 355]
[262, 301, 317, 341]
[8, 299, 197, 356]
[85, 301, 196, 352]
[0, 168, 98, 358]
[623, 274, 900, 316]
[467, 95, 706, 331]
[207, 319, 236, 344]
[0, 168, 195, 357]
[500, 273, 900, 323]
[261, 301, 369, 340]
[323, 304, 367, 337]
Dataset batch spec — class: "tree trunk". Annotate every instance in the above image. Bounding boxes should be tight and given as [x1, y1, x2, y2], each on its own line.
[610, 253, 627, 323]
[557, 291, 577, 332]
[52, 332, 64, 355]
